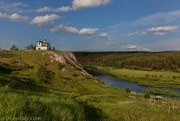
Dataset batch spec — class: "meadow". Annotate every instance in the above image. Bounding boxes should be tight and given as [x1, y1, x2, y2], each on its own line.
[95, 66, 180, 89]
[0, 51, 180, 121]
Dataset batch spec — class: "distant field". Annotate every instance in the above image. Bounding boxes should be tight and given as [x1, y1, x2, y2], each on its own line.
[96, 66, 180, 88]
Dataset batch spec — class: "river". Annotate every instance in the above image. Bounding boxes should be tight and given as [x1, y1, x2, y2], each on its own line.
[84, 66, 180, 99]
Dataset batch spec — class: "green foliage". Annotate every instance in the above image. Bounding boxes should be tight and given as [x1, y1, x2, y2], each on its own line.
[36, 65, 55, 83]
[146, 89, 180, 97]
[74, 51, 180, 71]
[10, 45, 19, 51]
[58, 63, 65, 70]
[73, 73, 79, 77]
[144, 92, 151, 99]
[125, 88, 131, 93]
[0, 62, 11, 72]
[25, 44, 36, 50]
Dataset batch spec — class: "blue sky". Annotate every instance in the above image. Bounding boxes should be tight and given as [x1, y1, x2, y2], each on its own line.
[0, 0, 180, 51]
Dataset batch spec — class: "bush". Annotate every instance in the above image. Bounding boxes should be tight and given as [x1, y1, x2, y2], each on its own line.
[36, 65, 55, 83]
[58, 63, 65, 70]
[173, 76, 176, 79]
[73, 73, 79, 77]
[125, 88, 131, 93]
[144, 92, 151, 99]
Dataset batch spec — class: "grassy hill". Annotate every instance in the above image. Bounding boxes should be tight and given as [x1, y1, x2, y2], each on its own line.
[0, 51, 180, 121]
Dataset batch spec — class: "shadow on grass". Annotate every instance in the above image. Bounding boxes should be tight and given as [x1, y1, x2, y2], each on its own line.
[80, 102, 107, 121]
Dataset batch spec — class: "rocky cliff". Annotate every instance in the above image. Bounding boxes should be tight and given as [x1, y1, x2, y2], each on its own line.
[43, 51, 93, 79]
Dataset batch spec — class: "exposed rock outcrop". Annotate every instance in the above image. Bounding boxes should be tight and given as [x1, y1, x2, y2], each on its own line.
[43, 51, 93, 79]
[43, 51, 66, 63]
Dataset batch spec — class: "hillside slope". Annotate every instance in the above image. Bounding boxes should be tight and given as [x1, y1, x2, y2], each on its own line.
[0, 51, 180, 121]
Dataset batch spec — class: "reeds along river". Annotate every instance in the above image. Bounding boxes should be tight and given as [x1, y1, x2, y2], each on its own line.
[84, 66, 180, 99]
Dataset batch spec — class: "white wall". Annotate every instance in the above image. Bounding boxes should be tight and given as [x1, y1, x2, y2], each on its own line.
[36, 46, 48, 50]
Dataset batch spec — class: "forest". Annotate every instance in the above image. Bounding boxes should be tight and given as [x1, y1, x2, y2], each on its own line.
[74, 51, 180, 71]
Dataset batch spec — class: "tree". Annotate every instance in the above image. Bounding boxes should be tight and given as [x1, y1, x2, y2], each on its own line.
[52, 47, 55, 51]
[26, 44, 36, 50]
[10, 45, 19, 51]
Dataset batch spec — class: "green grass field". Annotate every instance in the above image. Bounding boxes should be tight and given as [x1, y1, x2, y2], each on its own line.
[96, 66, 180, 88]
[146, 89, 180, 97]
[0, 51, 180, 121]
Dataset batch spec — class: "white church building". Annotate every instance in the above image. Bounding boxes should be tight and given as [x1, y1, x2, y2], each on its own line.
[36, 37, 51, 50]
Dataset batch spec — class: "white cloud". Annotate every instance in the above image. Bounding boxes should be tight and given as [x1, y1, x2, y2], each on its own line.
[135, 10, 180, 26]
[110, 9, 180, 36]
[0, 1, 28, 9]
[99, 33, 110, 37]
[124, 45, 138, 49]
[0, 1, 28, 13]
[147, 26, 177, 32]
[50, 24, 64, 32]
[0, 12, 28, 22]
[44, 0, 112, 12]
[79, 28, 99, 35]
[120, 26, 178, 37]
[64, 26, 79, 34]
[50, 24, 99, 35]
[72, 0, 112, 10]
[50, 25, 79, 34]
[36, 7, 52, 13]
[141, 48, 151, 51]
[147, 26, 178, 36]
[120, 32, 140, 37]
[123, 44, 151, 51]
[54, 6, 72, 12]
[30, 14, 61, 26]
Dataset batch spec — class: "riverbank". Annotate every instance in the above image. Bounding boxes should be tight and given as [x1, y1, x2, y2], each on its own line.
[146, 89, 180, 97]
[92, 66, 180, 89]
[84, 66, 180, 98]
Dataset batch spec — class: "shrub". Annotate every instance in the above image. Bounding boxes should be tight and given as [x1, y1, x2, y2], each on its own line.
[144, 92, 151, 99]
[73, 73, 79, 77]
[125, 88, 131, 93]
[173, 76, 176, 79]
[145, 74, 149, 77]
[36, 65, 55, 83]
[58, 63, 65, 70]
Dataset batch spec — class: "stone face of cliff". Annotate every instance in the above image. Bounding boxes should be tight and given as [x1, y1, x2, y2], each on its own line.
[43, 51, 93, 78]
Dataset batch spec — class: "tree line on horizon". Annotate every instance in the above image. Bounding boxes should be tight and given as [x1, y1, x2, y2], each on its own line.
[9, 44, 55, 51]
[74, 52, 180, 71]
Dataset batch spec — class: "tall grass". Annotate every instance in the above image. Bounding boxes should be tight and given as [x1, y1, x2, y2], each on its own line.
[0, 88, 85, 121]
